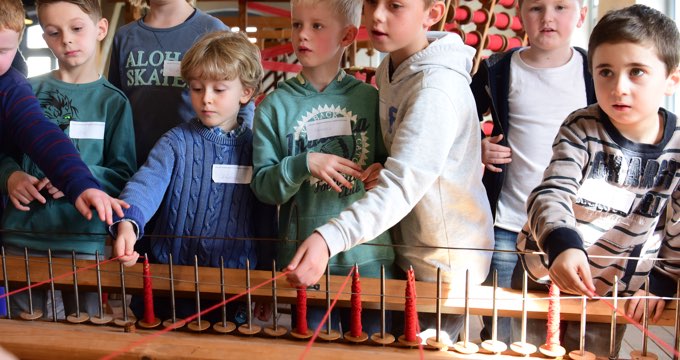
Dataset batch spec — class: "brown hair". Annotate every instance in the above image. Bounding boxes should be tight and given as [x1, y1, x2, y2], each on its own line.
[36, 0, 102, 21]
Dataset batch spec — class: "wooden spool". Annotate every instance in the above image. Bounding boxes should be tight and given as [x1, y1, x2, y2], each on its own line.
[569, 350, 597, 360]
[290, 328, 313, 340]
[344, 331, 368, 343]
[137, 317, 161, 329]
[188, 320, 211, 332]
[237, 323, 261, 336]
[452, 341, 479, 355]
[262, 325, 287, 337]
[67, 313, 90, 324]
[317, 329, 341, 341]
[162, 318, 186, 329]
[539, 343, 566, 358]
[509, 341, 537, 356]
[370, 332, 395, 345]
[630, 350, 659, 360]
[19, 310, 43, 321]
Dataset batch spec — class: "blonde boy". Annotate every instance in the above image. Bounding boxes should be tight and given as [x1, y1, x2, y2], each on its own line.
[516, 4, 680, 356]
[286, 0, 494, 341]
[251, 0, 395, 334]
[0, 0, 136, 318]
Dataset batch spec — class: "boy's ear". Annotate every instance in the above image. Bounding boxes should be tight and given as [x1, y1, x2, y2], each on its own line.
[240, 87, 255, 104]
[340, 25, 359, 48]
[664, 68, 680, 96]
[424, 1, 446, 29]
[576, 6, 588, 28]
[96, 18, 109, 42]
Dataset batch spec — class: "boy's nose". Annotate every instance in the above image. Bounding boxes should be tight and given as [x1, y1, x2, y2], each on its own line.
[613, 76, 631, 96]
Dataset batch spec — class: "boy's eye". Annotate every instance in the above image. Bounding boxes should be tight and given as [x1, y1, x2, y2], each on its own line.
[630, 68, 645, 77]
[313, 23, 323, 30]
[390, 2, 403, 10]
[73, 26, 83, 32]
[291, 22, 301, 29]
[598, 69, 613, 77]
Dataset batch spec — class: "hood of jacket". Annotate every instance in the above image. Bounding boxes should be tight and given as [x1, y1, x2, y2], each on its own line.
[274, 70, 364, 97]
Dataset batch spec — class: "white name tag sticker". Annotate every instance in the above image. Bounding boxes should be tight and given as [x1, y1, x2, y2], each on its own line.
[212, 165, 253, 184]
[163, 60, 182, 77]
[306, 117, 351, 141]
[69, 121, 105, 139]
[577, 179, 636, 213]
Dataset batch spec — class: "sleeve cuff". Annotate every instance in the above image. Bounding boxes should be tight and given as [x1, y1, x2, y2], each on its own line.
[316, 223, 345, 258]
[544, 227, 586, 268]
[649, 268, 677, 298]
[284, 152, 311, 185]
[110, 204, 146, 239]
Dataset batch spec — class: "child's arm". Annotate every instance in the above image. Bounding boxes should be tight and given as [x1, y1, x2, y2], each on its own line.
[548, 248, 596, 296]
[112, 220, 140, 267]
[481, 135, 512, 172]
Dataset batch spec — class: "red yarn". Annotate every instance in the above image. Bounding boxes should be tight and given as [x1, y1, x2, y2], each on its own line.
[349, 266, 362, 337]
[545, 283, 561, 350]
[142, 257, 156, 324]
[296, 286, 308, 334]
[403, 268, 418, 342]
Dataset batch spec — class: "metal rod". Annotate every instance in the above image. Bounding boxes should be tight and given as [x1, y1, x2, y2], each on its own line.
[463, 269, 470, 345]
[609, 276, 618, 360]
[491, 269, 498, 342]
[674, 280, 679, 360]
[642, 277, 650, 356]
[220, 257, 227, 328]
[578, 295, 587, 355]
[194, 255, 201, 327]
[520, 270, 528, 344]
[325, 263, 331, 335]
[47, 249, 57, 322]
[380, 264, 386, 339]
[95, 250, 104, 318]
[2, 246, 11, 319]
[435, 267, 441, 343]
[271, 259, 279, 330]
[245, 258, 252, 329]
[24, 248, 34, 316]
[119, 262, 128, 322]
[71, 251, 81, 318]
[168, 253, 176, 324]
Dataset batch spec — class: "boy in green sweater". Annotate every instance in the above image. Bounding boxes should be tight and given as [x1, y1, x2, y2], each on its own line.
[251, 0, 395, 335]
[0, 0, 136, 318]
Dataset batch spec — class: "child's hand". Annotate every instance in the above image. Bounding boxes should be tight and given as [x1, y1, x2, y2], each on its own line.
[549, 248, 596, 297]
[482, 134, 512, 172]
[308, 153, 362, 193]
[37, 178, 64, 199]
[113, 221, 140, 267]
[360, 163, 383, 190]
[253, 301, 273, 322]
[7, 171, 46, 211]
[286, 232, 329, 287]
[626, 289, 666, 323]
[74, 188, 129, 225]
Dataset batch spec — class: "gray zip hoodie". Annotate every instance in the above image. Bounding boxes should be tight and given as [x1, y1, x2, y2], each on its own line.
[317, 32, 493, 283]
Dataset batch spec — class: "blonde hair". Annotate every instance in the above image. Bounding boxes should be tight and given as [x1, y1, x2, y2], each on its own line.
[0, 0, 26, 38]
[291, 0, 362, 27]
[36, 0, 102, 21]
[181, 31, 263, 96]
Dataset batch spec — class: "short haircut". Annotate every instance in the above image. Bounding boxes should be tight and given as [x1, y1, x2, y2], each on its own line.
[36, 0, 102, 21]
[0, 0, 26, 37]
[128, 0, 194, 9]
[588, 4, 680, 74]
[181, 31, 263, 96]
[518, 0, 583, 7]
[291, 0, 362, 27]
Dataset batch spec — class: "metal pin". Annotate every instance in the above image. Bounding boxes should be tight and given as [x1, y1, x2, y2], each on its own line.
[481, 269, 507, 354]
[238, 258, 261, 335]
[426, 267, 448, 350]
[20, 247, 42, 320]
[67, 251, 88, 323]
[213, 256, 235, 334]
[90, 250, 112, 324]
[263, 259, 286, 337]
[163, 253, 182, 328]
[609, 276, 619, 360]
[510, 270, 536, 355]
[113, 261, 133, 326]
[568, 295, 595, 359]
[2, 246, 12, 319]
[673, 280, 679, 360]
[630, 277, 658, 360]
[452, 269, 479, 354]
[47, 249, 57, 322]
[317, 263, 339, 340]
[370, 264, 394, 344]
[187, 255, 209, 331]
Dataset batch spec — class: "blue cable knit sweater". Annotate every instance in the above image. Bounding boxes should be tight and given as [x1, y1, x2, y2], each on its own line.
[112, 119, 276, 268]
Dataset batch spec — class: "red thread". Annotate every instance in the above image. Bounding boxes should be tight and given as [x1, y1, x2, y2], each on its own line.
[403, 268, 418, 342]
[545, 283, 561, 351]
[349, 266, 362, 337]
[295, 287, 308, 335]
[142, 257, 156, 324]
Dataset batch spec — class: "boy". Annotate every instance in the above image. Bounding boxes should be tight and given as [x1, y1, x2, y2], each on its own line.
[251, 0, 395, 335]
[286, 0, 494, 341]
[516, 4, 680, 356]
[110, 31, 276, 324]
[0, 0, 136, 318]
[0, 0, 126, 225]
[470, 0, 594, 343]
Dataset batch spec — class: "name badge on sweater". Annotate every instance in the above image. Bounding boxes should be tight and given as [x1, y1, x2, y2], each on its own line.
[577, 179, 636, 213]
[69, 122, 105, 139]
[212, 165, 252, 184]
[163, 60, 182, 77]
[306, 117, 351, 141]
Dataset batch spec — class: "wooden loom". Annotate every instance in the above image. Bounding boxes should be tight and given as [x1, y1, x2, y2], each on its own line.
[0, 255, 677, 359]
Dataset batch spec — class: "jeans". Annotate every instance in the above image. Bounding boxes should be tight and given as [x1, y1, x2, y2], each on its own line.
[480, 227, 518, 343]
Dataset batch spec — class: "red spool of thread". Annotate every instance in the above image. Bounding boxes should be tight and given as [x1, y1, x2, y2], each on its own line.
[511, 16, 524, 31]
[349, 267, 363, 337]
[295, 286, 308, 334]
[403, 268, 418, 343]
[486, 34, 506, 52]
[464, 31, 481, 46]
[497, 0, 517, 8]
[506, 36, 524, 50]
[494, 12, 511, 30]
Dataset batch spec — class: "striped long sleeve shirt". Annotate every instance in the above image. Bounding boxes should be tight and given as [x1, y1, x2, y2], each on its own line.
[517, 104, 680, 297]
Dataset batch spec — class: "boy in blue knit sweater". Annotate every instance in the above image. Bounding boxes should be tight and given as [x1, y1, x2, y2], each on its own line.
[110, 31, 276, 323]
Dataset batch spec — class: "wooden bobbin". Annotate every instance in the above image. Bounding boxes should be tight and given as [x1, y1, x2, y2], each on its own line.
[114, 316, 137, 327]
[137, 317, 162, 329]
[397, 335, 421, 348]
[452, 341, 480, 355]
[67, 313, 90, 324]
[344, 331, 369, 343]
[237, 323, 261, 336]
[162, 318, 186, 329]
[317, 329, 341, 341]
[510, 341, 537, 356]
[425, 337, 449, 351]
[569, 350, 597, 360]
[370, 332, 395, 345]
[19, 310, 43, 321]
[539, 343, 566, 358]
[263, 325, 288, 337]
[481, 339, 508, 354]
[188, 320, 211, 332]
[290, 329, 314, 340]
[213, 321, 236, 334]
[90, 314, 114, 325]
[630, 350, 659, 360]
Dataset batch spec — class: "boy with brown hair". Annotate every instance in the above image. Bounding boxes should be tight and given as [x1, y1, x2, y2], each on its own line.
[286, 0, 494, 341]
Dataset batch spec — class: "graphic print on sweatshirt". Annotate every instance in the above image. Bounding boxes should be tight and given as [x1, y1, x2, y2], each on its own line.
[38, 89, 77, 131]
[289, 104, 370, 198]
[124, 50, 185, 88]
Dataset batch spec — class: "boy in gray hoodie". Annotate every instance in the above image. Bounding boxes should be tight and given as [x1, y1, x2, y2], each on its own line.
[286, 0, 494, 342]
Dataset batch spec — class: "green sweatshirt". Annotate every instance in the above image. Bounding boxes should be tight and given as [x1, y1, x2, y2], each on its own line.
[251, 71, 394, 277]
[0, 74, 136, 254]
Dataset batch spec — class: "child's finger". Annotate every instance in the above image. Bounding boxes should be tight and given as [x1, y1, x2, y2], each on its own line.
[74, 197, 93, 220]
[25, 185, 47, 204]
[626, 297, 641, 318]
[652, 299, 665, 323]
[9, 196, 30, 211]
